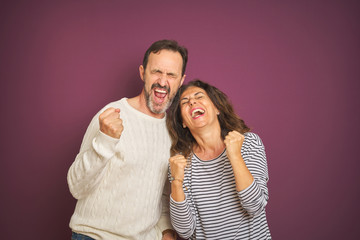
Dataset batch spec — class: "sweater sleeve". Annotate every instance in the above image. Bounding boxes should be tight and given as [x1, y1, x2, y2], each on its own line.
[67, 112, 119, 200]
[170, 195, 196, 239]
[237, 133, 269, 216]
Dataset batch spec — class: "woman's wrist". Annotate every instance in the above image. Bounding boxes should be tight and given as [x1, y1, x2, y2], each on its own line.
[170, 176, 183, 184]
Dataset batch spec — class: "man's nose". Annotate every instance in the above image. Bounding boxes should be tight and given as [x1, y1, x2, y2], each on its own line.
[158, 74, 167, 86]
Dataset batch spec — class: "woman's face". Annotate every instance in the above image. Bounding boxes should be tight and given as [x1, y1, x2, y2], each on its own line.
[179, 86, 219, 131]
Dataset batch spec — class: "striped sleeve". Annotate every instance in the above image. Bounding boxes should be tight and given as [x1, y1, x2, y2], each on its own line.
[170, 195, 196, 239]
[238, 132, 269, 216]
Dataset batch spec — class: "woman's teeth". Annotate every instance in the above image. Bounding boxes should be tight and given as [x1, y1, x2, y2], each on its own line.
[191, 109, 205, 118]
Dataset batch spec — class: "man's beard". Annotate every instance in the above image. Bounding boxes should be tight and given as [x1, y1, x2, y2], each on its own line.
[144, 82, 173, 114]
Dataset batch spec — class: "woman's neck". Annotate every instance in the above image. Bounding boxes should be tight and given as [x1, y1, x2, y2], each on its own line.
[191, 126, 225, 160]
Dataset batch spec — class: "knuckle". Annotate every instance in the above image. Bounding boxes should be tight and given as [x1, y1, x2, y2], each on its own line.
[110, 124, 117, 132]
[103, 119, 110, 125]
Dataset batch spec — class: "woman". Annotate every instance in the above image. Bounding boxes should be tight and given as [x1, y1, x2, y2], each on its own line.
[167, 80, 271, 239]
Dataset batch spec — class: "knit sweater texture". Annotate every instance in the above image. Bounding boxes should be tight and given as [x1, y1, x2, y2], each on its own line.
[68, 98, 172, 240]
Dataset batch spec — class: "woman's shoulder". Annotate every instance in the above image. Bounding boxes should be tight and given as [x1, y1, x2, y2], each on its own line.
[244, 132, 265, 147]
[244, 131, 260, 140]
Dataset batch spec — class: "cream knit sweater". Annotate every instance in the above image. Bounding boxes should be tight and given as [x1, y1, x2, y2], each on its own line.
[68, 98, 172, 240]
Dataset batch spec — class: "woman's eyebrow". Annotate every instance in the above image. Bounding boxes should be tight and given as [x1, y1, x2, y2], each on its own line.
[180, 91, 204, 101]
[194, 92, 205, 96]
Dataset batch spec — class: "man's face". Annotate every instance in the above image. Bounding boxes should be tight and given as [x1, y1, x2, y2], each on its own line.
[140, 50, 185, 114]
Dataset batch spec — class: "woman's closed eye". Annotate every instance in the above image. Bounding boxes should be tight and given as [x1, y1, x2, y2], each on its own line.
[181, 100, 189, 105]
[195, 95, 203, 100]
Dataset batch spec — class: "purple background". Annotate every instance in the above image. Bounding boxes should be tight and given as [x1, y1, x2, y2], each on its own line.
[1, 0, 359, 239]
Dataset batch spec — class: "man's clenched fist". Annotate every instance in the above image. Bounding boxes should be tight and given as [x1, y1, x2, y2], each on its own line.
[99, 108, 124, 139]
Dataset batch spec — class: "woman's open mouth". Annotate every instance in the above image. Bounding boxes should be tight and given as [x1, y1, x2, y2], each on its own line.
[191, 108, 205, 119]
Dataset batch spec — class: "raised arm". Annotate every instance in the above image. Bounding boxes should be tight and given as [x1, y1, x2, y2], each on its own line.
[225, 131, 269, 216]
[169, 155, 196, 238]
[67, 107, 124, 199]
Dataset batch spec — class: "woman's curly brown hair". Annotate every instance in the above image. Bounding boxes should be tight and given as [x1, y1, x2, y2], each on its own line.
[166, 79, 250, 158]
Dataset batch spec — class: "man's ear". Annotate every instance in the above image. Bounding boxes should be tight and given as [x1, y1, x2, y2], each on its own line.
[180, 74, 186, 86]
[139, 65, 145, 82]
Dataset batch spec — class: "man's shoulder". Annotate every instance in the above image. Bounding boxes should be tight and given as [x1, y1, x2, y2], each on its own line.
[91, 98, 127, 119]
[104, 98, 127, 108]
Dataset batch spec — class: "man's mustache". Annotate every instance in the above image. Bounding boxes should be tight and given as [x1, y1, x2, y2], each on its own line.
[151, 83, 170, 94]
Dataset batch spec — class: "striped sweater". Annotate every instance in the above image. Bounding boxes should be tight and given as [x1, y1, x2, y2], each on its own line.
[170, 132, 271, 239]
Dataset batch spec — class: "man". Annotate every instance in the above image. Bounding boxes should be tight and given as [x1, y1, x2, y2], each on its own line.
[68, 40, 188, 240]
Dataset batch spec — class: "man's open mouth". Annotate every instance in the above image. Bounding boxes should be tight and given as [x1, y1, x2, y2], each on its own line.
[153, 87, 168, 104]
[154, 88, 167, 98]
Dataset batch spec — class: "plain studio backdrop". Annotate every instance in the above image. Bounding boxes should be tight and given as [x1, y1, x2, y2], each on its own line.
[0, 0, 359, 239]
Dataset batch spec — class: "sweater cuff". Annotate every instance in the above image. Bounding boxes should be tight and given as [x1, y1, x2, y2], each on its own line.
[170, 195, 187, 205]
[157, 215, 173, 233]
[92, 131, 119, 160]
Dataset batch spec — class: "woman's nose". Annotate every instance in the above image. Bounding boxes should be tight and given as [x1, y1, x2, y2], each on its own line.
[189, 98, 196, 105]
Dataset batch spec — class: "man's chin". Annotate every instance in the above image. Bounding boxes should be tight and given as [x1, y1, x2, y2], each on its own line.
[153, 104, 168, 114]
[148, 101, 168, 114]
[147, 93, 175, 114]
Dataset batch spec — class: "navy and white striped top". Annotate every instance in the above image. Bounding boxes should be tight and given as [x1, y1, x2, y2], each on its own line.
[169, 132, 271, 239]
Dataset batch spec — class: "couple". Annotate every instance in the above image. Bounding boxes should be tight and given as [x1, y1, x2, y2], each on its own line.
[68, 40, 271, 240]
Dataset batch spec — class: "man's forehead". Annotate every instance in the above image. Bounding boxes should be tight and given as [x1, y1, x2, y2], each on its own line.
[148, 50, 182, 61]
[147, 51, 183, 71]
